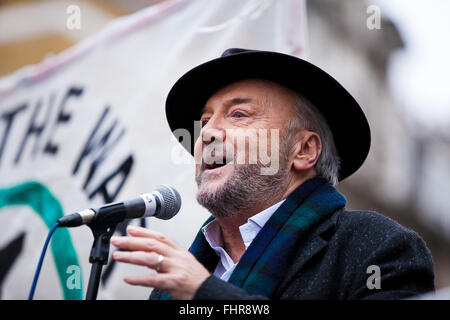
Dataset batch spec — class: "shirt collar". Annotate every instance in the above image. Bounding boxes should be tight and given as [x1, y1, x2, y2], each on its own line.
[247, 199, 285, 229]
[201, 199, 286, 252]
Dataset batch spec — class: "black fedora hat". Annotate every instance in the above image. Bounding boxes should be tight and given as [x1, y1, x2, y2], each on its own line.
[165, 48, 371, 181]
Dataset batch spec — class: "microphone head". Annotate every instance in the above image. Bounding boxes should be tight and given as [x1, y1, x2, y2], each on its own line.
[153, 185, 181, 220]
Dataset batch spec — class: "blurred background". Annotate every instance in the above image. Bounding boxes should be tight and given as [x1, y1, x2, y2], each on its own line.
[0, 0, 449, 298]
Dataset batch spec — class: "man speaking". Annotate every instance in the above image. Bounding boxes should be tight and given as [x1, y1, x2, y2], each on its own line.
[110, 48, 435, 299]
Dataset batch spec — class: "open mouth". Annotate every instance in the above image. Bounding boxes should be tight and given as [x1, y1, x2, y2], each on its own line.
[203, 158, 233, 171]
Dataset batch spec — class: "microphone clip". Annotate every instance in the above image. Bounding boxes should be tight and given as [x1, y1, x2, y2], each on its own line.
[85, 214, 120, 300]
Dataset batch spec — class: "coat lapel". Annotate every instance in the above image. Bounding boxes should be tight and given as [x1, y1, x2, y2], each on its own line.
[273, 211, 340, 296]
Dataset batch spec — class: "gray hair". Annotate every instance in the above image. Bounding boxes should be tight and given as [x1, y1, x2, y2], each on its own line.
[287, 94, 341, 185]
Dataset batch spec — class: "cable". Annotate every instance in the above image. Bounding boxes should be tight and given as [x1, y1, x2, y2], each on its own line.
[28, 221, 60, 300]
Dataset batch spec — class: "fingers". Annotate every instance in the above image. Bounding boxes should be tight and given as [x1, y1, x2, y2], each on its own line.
[125, 226, 180, 250]
[112, 251, 169, 272]
[111, 235, 175, 256]
[123, 273, 173, 290]
[110, 226, 210, 299]
[110, 227, 176, 273]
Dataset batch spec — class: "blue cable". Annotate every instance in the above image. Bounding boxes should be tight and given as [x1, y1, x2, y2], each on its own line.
[28, 221, 60, 300]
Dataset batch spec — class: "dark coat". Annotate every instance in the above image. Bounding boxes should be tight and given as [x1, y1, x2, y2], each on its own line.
[150, 209, 435, 300]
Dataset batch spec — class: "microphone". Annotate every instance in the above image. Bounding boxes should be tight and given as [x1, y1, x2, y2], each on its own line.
[57, 185, 181, 227]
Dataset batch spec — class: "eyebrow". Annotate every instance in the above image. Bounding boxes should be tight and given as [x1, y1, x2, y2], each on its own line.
[200, 97, 253, 116]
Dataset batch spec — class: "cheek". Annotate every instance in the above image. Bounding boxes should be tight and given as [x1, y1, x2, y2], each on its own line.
[268, 128, 283, 155]
[193, 137, 203, 165]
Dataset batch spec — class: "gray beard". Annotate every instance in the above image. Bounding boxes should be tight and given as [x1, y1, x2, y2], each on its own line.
[195, 160, 289, 219]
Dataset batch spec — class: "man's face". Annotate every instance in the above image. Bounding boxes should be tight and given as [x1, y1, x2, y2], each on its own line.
[193, 79, 299, 218]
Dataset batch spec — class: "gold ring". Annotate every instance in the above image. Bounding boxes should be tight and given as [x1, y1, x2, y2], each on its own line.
[155, 254, 164, 272]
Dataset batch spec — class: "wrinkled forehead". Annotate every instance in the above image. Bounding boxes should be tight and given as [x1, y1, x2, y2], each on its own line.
[201, 79, 300, 115]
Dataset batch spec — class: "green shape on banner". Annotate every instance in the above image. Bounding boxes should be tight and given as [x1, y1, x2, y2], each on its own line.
[0, 181, 83, 300]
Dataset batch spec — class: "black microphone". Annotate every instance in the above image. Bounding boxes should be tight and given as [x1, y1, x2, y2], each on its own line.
[57, 185, 181, 227]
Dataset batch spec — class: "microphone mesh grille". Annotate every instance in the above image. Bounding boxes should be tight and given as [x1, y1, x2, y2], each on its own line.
[154, 185, 181, 220]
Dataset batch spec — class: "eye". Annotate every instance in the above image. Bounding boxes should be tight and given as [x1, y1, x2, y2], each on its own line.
[232, 111, 246, 118]
[201, 119, 209, 127]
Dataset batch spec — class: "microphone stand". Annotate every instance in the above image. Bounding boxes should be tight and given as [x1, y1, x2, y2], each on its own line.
[85, 204, 126, 300]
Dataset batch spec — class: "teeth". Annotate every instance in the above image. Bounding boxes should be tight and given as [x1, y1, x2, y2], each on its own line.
[212, 162, 224, 168]
[204, 158, 231, 170]
[202, 154, 234, 171]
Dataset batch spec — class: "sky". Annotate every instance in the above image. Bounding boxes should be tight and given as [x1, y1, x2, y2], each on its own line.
[372, 0, 450, 135]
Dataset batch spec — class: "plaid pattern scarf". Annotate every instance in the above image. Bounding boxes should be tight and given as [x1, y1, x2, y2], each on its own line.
[160, 177, 346, 299]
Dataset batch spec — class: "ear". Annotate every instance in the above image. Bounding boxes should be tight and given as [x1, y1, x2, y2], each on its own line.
[292, 131, 322, 172]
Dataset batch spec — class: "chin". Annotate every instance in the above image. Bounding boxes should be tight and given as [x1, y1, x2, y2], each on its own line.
[196, 163, 233, 192]
[197, 174, 227, 198]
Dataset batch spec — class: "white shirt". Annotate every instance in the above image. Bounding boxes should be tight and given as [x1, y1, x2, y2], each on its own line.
[201, 199, 285, 281]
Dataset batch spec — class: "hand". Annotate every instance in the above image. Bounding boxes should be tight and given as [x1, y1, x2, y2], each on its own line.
[110, 225, 210, 300]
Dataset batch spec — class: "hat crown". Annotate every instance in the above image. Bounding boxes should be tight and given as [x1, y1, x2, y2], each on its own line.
[221, 48, 252, 57]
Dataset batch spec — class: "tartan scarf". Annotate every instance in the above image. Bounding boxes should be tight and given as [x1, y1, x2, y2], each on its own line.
[160, 177, 346, 299]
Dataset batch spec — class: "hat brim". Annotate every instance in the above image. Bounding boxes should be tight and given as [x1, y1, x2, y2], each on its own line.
[165, 50, 370, 181]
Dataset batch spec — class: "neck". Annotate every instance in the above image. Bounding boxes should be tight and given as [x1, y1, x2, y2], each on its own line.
[216, 217, 246, 263]
[215, 172, 318, 262]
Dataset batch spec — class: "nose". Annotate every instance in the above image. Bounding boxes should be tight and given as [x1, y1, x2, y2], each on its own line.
[201, 116, 226, 146]
[202, 127, 225, 146]
[197, 116, 228, 166]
